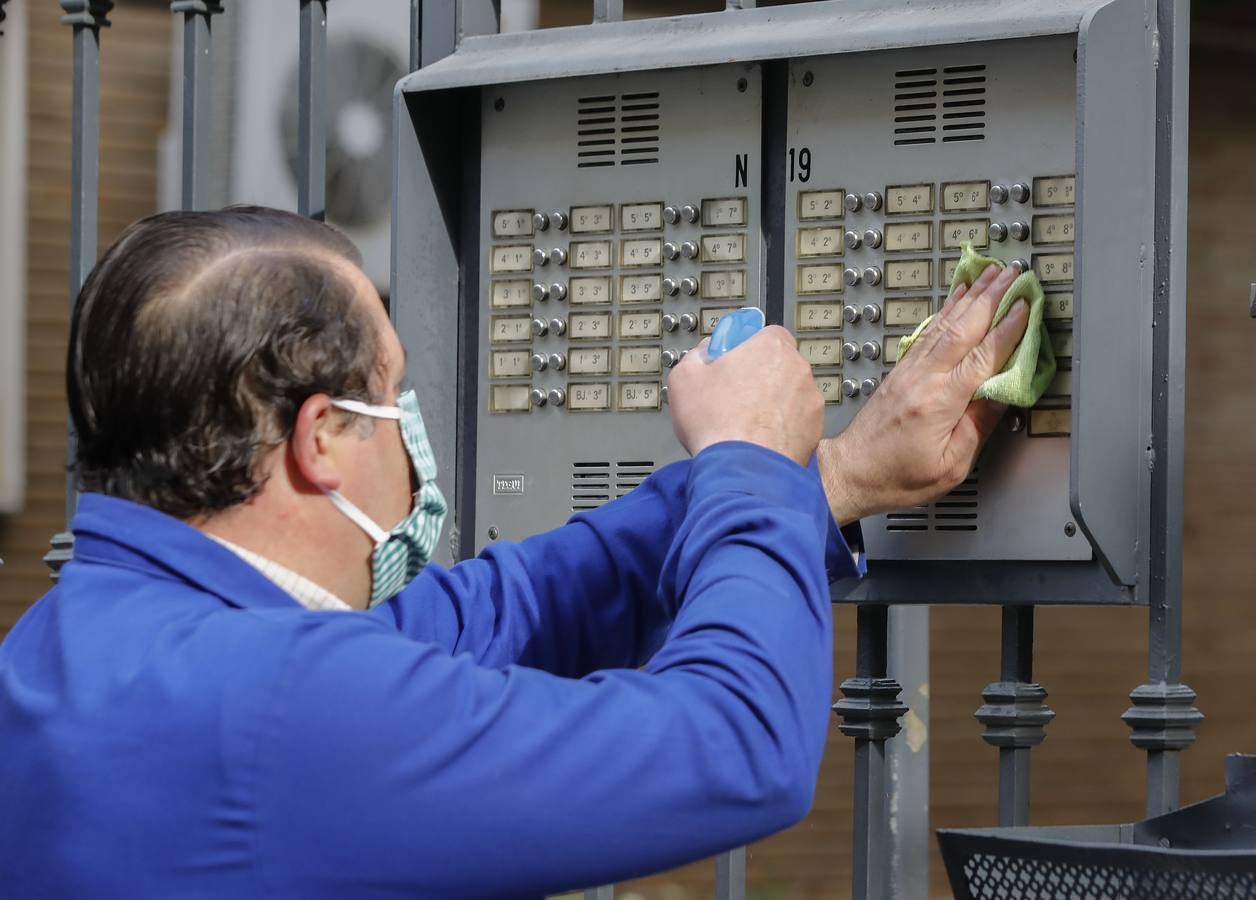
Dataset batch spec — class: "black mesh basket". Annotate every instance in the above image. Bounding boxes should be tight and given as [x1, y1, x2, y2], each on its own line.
[938, 755, 1256, 900]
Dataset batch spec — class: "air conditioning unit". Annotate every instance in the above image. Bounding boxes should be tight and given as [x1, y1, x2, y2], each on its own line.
[160, 1, 409, 291]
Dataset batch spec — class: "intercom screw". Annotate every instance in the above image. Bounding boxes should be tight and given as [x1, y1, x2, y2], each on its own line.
[488, 526, 500, 540]
[1064, 522, 1077, 537]
[737, 77, 748, 93]
[493, 97, 505, 112]
[802, 71, 814, 87]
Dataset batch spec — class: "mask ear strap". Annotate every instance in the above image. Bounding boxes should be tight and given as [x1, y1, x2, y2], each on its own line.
[323, 489, 390, 545]
[330, 398, 402, 420]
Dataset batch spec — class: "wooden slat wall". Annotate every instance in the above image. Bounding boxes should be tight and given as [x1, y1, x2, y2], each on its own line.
[0, 1, 172, 628]
[2, 3, 1254, 899]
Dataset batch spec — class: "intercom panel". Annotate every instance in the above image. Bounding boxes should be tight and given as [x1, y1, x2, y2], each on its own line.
[475, 65, 762, 551]
[784, 37, 1089, 562]
[395, 0, 1159, 601]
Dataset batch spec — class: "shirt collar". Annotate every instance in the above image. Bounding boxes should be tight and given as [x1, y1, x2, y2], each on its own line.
[70, 493, 307, 613]
[207, 535, 353, 612]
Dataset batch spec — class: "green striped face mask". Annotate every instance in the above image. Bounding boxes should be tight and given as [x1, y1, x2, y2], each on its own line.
[324, 390, 448, 608]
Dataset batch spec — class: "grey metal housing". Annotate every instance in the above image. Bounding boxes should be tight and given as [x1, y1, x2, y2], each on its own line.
[392, 0, 1165, 607]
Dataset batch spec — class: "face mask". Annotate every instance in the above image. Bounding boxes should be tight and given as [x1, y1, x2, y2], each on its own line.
[323, 389, 448, 608]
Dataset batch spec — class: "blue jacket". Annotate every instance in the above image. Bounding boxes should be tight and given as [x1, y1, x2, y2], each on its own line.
[0, 442, 859, 899]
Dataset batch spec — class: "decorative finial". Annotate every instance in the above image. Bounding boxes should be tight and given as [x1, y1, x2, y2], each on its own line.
[59, 1, 115, 28]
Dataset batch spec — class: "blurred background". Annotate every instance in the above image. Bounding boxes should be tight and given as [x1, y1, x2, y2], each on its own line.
[0, 1, 1252, 897]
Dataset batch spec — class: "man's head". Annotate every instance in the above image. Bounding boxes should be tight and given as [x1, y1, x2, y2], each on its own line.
[69, 206, 415, 607]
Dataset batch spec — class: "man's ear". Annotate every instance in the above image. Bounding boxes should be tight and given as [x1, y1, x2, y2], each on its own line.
[290, 394, 345, 492]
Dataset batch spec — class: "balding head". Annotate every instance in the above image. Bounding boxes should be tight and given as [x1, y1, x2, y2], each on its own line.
[69, 206, 386, 520]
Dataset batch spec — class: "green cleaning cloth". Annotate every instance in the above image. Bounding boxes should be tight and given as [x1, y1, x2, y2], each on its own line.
[896, 241, 1056, 407]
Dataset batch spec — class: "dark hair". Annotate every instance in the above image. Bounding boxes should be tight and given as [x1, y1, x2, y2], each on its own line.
[68, 205, 383, 520]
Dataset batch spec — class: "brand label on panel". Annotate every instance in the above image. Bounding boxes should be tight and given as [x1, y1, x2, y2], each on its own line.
[492, 474, 525, 496]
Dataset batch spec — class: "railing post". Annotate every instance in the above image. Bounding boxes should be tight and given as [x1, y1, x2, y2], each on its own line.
[715, 845, 745, 900]
[297, 0, 327, 220]
[591, 0, 622, 23]
[836, 604, 907, 900]
[1121, 0, 1201, 817]
[170, 1, 223, 211]
[975, 605, 1054, 827]
[46, 0, 115, 579]
[887, 605, 930, 900]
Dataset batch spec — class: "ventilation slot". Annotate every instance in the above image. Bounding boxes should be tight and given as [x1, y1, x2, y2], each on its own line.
[887, 508, 930, 533]
[884, 471, 979, 533]
[571, 461, 611, 511]
[570, 461, 656, 510]
[893, 65, 987, 147]
[577, 92, 660, 168]
[941, 64, 987, 144]
[934, 471, 979, 531]
[893, 68, 938, 147]
[615, 461, 656, 497]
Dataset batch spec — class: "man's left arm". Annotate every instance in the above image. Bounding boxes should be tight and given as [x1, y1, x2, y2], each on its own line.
[376, 459, 690, 676]
[376, 447, 862, 676]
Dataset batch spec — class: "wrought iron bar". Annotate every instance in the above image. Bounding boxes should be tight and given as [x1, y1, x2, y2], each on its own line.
[715, 845, 745, 900]
[409, 0, 421, 70]
[975, 605, 1054, 827]
[297, 0, 327, 220]
[170, 1, 223, 211]
[592, 0, 622, 23]
[47, 0, 114, 578]
[836, 604, 907, 900]
[1122, 0, 1201, 818]
[887, 606, 930, 900]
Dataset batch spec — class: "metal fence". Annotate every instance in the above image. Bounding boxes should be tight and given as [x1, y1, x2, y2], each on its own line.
[8, 1, 1199, 899]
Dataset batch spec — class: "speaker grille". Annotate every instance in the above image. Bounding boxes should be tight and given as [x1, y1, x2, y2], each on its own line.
[577, 92, 660, 168]
[893, 64, 987, 147]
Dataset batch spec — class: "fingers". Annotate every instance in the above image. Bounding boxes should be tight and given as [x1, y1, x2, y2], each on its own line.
[952, 298, 1029, 396]
[940, 281, 969, 315]
[965, 399, 1008, 444]
[943, 262, 1001, 314]
[926, 264, 1019, 370]
[913, 263, 1002, 360]
[944, 400, 1007, 489]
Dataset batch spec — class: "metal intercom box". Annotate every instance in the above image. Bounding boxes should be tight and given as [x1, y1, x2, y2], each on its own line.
[392, 0, 1163, 606]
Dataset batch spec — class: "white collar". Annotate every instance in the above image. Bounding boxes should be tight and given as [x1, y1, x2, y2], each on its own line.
[207, 535, 353, 612]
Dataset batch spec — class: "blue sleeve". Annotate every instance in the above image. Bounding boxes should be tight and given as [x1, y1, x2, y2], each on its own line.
[375, 454, 862, 675]
[807, 454, 867, 582]
[374, 459, 690, 676]
[257, 443, 837, 898]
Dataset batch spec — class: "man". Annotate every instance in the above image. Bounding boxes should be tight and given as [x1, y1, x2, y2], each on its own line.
[0, 207, 1026, 898]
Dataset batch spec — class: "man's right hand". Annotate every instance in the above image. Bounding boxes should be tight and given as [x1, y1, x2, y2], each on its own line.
[668, 325, 824, 467]
[818, 263, 1030, 524]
